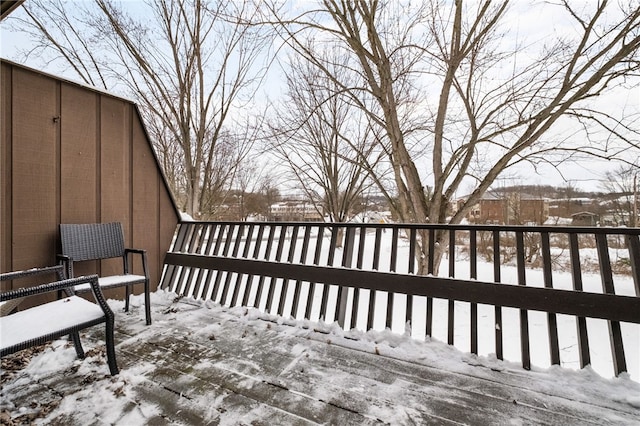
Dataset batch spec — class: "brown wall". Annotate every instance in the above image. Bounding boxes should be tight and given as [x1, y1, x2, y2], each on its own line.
[479, 199, 506, 224]
[1, 61, 180, 301]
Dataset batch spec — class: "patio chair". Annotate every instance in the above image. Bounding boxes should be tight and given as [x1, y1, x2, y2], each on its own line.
[1, 270, 118, 376]
[58, 222, 151, 325]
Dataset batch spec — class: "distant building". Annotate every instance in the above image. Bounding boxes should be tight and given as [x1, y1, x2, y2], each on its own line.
[549, 198, 595, 218]
[571, 211, 599, 226]
[270, 201, 323, 221]
[468, 192, 549, 225]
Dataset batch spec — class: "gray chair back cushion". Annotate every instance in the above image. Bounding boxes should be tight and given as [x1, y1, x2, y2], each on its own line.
[60, 222, 125, 261]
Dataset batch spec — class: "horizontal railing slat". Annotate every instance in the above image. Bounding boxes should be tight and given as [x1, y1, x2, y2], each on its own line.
[163, 252, 640, 324]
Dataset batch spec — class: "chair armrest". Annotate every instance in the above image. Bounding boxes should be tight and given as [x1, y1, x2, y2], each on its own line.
[125, 248, 146, 255]
[57, 254, 73, 279]
[124, 248, 149, 277]
[1, 275, 114, 319]
[0, 265, 65, 282]
[1, 275, 99, 301]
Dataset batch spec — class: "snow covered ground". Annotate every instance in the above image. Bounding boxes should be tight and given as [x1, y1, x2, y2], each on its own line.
[172, 228, 639, 383]
[1, 291, 639, 425]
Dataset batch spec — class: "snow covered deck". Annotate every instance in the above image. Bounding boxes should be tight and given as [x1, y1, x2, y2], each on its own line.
[2, 292, 639, 424]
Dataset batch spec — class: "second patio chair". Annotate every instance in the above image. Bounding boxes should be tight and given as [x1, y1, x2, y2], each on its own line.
[58, 222, 152, 325]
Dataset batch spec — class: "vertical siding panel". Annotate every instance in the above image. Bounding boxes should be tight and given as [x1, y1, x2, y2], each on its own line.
[100, 96, 130, 292]
[1, 63, 12, 280]
[55, 82, 61, 237]
[11, 68, 58, 282]
[159, 191, 179, 286]
[132, 112, 160, 291]
[60, 84, 97, 223]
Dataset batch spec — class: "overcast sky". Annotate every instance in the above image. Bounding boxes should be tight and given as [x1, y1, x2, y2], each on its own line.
[1, 1, 638, 193]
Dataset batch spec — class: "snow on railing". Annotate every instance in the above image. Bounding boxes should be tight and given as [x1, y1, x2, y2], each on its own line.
[161, 221, 640, 380]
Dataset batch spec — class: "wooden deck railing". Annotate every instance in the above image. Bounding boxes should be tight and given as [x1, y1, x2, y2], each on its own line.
[160, 221, 640, 377]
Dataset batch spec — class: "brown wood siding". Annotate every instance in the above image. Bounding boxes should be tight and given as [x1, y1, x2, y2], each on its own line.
[61, 84, 98, 224]
[11, 67, 58, 272]
[1, 63, 12, 291]
[132, 114, 161, 287]
[1, 60, 180, 302]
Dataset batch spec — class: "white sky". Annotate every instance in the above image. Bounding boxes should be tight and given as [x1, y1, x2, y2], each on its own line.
[1, 1, 638, 192]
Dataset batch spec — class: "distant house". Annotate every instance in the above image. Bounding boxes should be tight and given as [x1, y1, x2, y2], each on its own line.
[571, 212, 599, 226]
[270, 201, 323, 222]
[549, 197, 595, 218]
[469, 192, 549, 225]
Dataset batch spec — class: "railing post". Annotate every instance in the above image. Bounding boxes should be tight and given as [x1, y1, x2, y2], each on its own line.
[350, 226, 368, 330]
[242, 224, 265, 307]
[626, 234, 640, 296]
[386, 227, 399, 330]
[406, 228, 416, 327]
[319, 226, 339, 322]
[220, 224, 243, 305]
[254, 225, 276, 309]
[231, 224, 255, 307]
[160, 222, 192, 292]
[426, 228, 435, 337]
[493, 229, 503, 361]
[469, 229, 478, 355]
[367, 227, 383, 331]
[291, 225, 312, 319]
[541, 232, 560, 366]
[569, 233, 591, 368]
[516, 231, 531, 370]
[448, 230, 455, 346]
[305, 225, 325, 320]
[278, 225, 299, 317]
[337, 226, 355, 328]
[172, 222, 198, 295]
[265, 225, 288, 313]
[185, 223, 208, 298]
[596, 233, 627, 375]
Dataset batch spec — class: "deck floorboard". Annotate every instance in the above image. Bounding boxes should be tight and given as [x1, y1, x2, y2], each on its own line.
[1, 295, 638, 425]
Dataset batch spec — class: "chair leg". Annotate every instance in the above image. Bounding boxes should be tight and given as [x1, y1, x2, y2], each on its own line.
[70, 332, 85, 359]
[105, 317, 119, 376]
[124, 285, 131, 312]
[144, 278, 152, 325]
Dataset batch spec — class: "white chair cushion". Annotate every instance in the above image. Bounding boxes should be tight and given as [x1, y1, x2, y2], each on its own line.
[73, 274, 146, 293]
[0, 296, 105, 351]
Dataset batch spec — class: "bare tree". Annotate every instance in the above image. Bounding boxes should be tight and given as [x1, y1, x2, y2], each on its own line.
[266, 0, 640, 272]
[10, 0, 273, 217]
[601, 164, 640, 226]
[269, 51, 384, 224]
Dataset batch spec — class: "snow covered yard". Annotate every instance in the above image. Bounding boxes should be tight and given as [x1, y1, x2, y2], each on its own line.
[1, 291, 639, 425]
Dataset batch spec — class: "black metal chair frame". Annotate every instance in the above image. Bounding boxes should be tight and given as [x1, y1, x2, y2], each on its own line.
[0, 268, 119, 376]
[58, 222, 152, 325]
